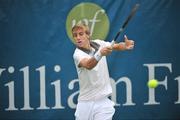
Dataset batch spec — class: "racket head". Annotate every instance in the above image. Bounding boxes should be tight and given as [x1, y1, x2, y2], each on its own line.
[113, 4, 140, 42]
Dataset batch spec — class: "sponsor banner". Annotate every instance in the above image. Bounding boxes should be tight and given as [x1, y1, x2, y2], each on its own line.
[0, 0, 180, 119]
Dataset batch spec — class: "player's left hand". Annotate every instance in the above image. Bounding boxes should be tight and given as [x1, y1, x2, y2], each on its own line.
[124, 35, 134, 50]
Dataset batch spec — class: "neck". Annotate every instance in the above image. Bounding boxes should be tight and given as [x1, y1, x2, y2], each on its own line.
[79, 40, 91, 50]
[84, 44, 91, 50]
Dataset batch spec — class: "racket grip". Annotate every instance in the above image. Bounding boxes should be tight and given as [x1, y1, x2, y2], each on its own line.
[111, 40, 115, 47]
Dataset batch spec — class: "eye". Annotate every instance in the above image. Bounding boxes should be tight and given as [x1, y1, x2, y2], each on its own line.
[79, 32, 84, 36]
[73, 33, 77, 37]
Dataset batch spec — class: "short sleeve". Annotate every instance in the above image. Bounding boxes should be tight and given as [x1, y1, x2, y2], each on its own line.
[73, 49, 89, 67]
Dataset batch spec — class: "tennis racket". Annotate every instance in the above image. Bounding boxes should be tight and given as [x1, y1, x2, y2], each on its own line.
[111, 4, 140, 46]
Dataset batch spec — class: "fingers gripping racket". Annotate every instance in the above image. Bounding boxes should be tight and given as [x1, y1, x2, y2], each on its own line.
[111, 4, 140, 46]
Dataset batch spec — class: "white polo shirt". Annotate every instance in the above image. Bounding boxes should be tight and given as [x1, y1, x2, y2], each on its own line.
[73, 39, 112, 101]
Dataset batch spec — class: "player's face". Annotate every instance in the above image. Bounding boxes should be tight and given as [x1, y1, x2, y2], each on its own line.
[72, 28, 90, 49]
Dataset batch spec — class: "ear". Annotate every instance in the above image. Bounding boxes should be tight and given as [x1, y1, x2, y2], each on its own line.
[85, 31, 90, 36]
[86, 33, 90, 39]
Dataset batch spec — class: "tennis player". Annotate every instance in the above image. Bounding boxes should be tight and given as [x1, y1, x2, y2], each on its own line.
[72, 23, 134, 120]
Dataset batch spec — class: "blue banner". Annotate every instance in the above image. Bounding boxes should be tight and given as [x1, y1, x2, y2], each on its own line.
[0, 0, 180, 119]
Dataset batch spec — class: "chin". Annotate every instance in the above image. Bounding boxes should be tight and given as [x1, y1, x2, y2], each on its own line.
[77, 43, 84, 48]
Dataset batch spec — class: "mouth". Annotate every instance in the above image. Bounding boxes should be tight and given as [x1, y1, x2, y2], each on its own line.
[77, 41, 82, 46]
[77, 41, 82, 43]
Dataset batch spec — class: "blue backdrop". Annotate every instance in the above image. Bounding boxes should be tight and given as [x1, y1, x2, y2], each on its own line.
[0, 0, 180, 119]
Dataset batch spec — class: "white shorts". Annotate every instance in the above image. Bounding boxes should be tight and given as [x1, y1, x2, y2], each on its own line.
[75, 97, 115, 120]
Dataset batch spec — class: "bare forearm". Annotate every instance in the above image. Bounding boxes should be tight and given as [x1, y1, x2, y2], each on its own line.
[82, 49, 103, 69]
[79, 46, 112, 70]
[83, 57, 98, 70]
[113, 42, 126, 51]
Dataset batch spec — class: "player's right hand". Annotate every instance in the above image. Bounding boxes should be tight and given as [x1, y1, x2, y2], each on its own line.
[100, 46, 112, 56]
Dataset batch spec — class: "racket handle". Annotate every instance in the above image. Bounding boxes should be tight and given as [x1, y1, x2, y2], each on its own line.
[111, 40, 115, 47]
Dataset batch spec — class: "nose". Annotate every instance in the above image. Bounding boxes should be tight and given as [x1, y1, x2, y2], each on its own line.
[76, 35, 81, 42]
[76, 34, 81, 39]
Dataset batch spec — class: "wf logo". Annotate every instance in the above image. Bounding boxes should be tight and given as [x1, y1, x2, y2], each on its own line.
[71, 9, 105, 36]
[66, 2, 110, 42]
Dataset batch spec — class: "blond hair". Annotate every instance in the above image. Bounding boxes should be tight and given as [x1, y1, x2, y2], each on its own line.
[72, 23, 90, 35]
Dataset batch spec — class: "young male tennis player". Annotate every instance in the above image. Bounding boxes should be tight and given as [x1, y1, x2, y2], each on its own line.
[72, 23, 134, 120]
